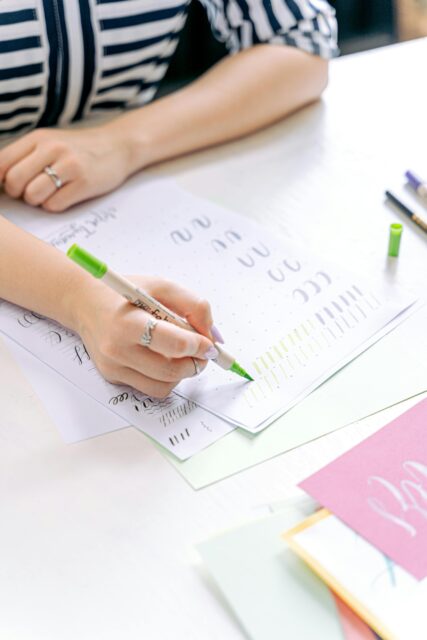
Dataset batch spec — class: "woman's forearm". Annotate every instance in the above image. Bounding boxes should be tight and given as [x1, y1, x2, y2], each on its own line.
[0, 216, 89, 328]
[107, 45, 329, 172]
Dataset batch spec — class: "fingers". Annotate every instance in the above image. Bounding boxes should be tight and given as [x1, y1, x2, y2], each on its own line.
[142, 278, 215, 338]
[23, 171, 59, 207]
[23, 157, 76, 207]
[0, 132, 38, 183]
[102, 351, 207, 399]
[148, 321, 215, 360]
[0, 128, 95, 212]
[3, 147, 57, 199]
[42, 180, 87, 213]
[92, 308, 211, 396]
[109, 305, 216, 359]
[108, 367, 177, 399]
[0, 126, 130, 211]
[116, 342, 208, 382]
[0, 130, 77, 207]
[5, 149, 85, 211]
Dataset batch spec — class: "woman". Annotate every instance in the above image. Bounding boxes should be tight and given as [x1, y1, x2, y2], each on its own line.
[0, 0, 337, 397]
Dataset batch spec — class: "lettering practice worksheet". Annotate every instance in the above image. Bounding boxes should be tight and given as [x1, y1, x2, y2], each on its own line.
[0, 300, 234, 459]
[0, 180, 416, 445]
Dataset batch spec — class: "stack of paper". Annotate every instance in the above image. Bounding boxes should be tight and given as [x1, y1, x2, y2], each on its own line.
[284, 397, 427, 640]
[0, 180, 419, 460]
[197, 496, 376, 639]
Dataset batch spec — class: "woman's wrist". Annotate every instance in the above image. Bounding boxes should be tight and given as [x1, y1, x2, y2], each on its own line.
[101, 89, 193, 174]
[55, 268, 100, 335]
[103, 114, 155, 176]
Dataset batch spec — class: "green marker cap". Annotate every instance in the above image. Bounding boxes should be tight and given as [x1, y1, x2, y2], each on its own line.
[388, 223, 403, 258]
[67, 244, 108, 278]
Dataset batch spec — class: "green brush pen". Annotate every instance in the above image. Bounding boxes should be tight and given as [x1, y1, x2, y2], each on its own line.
[67, 244, 253, 382]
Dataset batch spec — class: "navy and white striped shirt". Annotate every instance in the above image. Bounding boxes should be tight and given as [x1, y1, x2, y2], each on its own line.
[0, 0, 338, 138]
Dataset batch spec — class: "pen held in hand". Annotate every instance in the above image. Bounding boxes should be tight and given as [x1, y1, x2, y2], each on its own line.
[67, 244, 253, 382]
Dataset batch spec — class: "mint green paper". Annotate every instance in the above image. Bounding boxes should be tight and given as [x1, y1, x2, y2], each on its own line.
[165, 306, 427, 488]
[197, 501, 344, 640]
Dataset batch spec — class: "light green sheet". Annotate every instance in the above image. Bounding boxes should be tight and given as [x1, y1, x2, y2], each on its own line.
[164, 306, 427, 488]
[197, 499, 344, 640]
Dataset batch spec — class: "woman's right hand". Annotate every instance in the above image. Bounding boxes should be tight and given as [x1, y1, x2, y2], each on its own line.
[71, 275, 220, 398]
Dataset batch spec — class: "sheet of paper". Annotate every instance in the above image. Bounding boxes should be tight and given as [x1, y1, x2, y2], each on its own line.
[285, 511, 427, 640]
[300, 398, 427, 579]
[2, 335, 128, 443]
[197, 500, 345, 640]
[181, 290, 415, 433]
[167, 304, 427, 488]
[111, 181, 416, 432]
[2, 179, 415, 434]
[0, 302, 234, 459]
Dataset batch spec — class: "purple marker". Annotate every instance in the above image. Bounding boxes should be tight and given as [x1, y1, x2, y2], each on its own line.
[405, 170, 427, 200]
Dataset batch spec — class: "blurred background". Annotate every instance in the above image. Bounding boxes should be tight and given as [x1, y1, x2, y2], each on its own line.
[159, 0, 427, 94]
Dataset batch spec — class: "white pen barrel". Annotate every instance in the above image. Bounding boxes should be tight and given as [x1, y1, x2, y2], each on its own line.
[102, 270, 141, 303]
[102, 270, 190, 330]
[214, 346, 235, 370]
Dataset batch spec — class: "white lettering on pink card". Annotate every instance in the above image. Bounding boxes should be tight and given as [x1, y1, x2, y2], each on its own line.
[300, 398, 427, 579]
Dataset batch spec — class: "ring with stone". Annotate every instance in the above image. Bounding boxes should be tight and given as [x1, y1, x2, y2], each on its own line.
[140, 318, 158, 347]
[43, 165, 63, 190]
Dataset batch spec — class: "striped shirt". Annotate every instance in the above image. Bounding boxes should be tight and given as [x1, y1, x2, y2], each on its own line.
[0, 0, 338, 138]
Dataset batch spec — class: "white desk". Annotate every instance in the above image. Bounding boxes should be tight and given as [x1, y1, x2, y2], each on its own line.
[1, 40, 426, 639]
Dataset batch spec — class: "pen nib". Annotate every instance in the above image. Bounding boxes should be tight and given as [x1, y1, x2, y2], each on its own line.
[230, 361, 254, 382]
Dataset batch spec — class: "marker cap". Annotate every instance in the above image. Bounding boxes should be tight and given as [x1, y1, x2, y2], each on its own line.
[405, 170, 422, 191]
[67, 244, 108, 278]
[388, 223, 402, 258]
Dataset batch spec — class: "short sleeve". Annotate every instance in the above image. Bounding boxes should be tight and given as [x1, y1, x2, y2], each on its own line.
[197, 0, 339, 59]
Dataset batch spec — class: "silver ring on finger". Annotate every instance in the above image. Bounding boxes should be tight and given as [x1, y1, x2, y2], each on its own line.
[191, 357, 201, 376]
[140, 318, 158, 347]
[43, 165, 63, 190]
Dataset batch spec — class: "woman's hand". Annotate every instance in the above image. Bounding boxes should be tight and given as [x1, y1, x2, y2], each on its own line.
[0, 218, 220, 399]
[0, 125, 133, 212]
[72, 274, 220, 398]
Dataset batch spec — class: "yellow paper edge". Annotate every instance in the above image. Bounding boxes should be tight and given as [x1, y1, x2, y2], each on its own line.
[283, 508, 396, 640]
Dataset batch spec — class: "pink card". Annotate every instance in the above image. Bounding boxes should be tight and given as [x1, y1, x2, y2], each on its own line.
[300, 397, 427, 579]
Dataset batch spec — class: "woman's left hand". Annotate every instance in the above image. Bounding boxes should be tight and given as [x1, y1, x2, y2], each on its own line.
[0, 125, 133, 212]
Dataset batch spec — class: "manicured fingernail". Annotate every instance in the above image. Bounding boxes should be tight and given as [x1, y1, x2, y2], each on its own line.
[211, 325, 224, 344]
[203, 346, 219, 360]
